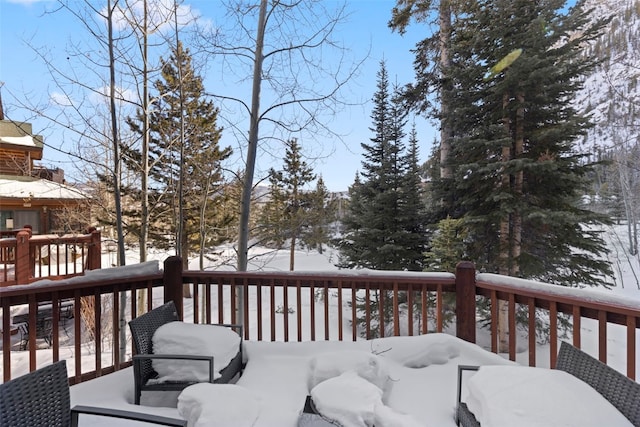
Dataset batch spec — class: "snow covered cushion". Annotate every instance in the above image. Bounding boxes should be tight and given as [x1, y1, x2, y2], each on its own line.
[151, 321, 241, 382]
[310, 371, 421, 427]
[311, 371, 382, 427]
[178, 383, 260, 427]
[465, 365, 634, 427]
[308, 350, 393, 401]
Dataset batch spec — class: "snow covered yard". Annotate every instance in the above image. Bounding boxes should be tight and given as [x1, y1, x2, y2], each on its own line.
[69, 333, 512, 427]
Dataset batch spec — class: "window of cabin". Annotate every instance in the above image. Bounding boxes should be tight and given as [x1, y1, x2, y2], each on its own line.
[9, 210, 40, 233]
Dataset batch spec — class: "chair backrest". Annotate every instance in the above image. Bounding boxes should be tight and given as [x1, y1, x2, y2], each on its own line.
[129, 301, 180, 355]
[0, 360, 70, 427]
[128, 300, 180, 383]
[556, 341, 640, 426]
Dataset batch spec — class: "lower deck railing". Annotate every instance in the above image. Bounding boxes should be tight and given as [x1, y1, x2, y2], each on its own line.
[1, 256, 638, 384]
[0, 228, 102, 286]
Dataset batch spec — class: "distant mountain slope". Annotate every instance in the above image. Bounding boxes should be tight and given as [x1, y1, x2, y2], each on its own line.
[576, 0, 640, 152]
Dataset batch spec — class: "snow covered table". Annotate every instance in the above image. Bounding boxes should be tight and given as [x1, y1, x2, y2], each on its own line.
[176, 333, 512, 427]
[71, 333, 515, 426]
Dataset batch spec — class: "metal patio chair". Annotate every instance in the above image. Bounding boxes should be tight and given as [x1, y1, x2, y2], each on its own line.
[128, 300, 244, 405]
[0, 360, 186, 427]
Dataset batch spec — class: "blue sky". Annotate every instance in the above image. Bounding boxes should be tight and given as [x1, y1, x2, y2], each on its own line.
[0, 0, 436, 192]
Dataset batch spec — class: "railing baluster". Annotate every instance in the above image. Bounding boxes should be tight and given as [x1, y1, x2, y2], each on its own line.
[407, 284, 414, 336]
[323, 280, 329, 341]
[490, 291, 498, 353]
[337, 280, 343, 341]
[217, 278, 224, 325]
[627, 315, 636, 380]
[257, 281, 263, 341]
[296, 280, 302, 342]
[193, 282, 200, 324]
[549, 301, 558, 368]
[365, 284, 371, 339]
[393, 282, 400, 336]
[351, 282, 357, 341]
[421, 287, 427, 334]
[528, 297, 535, 367]
[243, 278, 250, 339]
[74, 289, 82, 381]
[437, 284, 443, 333]
[52, 292, 60, 363]
[270, 278, 276, 341]
[508, 294, 516, 361]
[309, 281, 315, 341]
[283, 279, 289, 342]
[94, 291, 102, 376]
[111, 289, 119, 372]
[572, 305, 581, 348]
[205, 280, 212, 325]
[378, 287, 385, 338]
[598, 310, 607, 363]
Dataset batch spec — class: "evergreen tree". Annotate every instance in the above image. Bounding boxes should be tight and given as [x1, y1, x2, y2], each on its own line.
[125, 42, 232, 256]
[338, 61, 428, 337]
[423, 215, 468, 329]
[398, 124, 428, 271]
[302, 176, 337, 254]
[256, 169, 288, 249]
[256, 138, 316, 271]
[438, 0, 613, 287]
[339, 61, 426, 271]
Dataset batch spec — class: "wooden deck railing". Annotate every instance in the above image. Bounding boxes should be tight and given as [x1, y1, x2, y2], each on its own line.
[0, 228, 101, 286]
[1, 256, 638, 385]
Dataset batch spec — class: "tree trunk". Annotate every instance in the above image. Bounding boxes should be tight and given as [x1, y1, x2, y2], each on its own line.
[106, 0, 127, 362]
[289, 235, 296, 271]
[497, 92, 512, 352]
[138, 0, 150, 317]
[237, 0, 268, 324]
[439, 0, 453, 183]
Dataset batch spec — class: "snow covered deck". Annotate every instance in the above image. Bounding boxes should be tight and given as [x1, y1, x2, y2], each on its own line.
[69, 334, 512, 427]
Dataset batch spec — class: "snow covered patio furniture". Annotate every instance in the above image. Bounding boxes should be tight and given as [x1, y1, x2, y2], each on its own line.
[456, 341, 640, 427]
[0, 360, 187, 426]
[128, 300, 243, 405]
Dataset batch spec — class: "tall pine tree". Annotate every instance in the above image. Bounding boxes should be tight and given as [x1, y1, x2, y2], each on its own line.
[338, 61, 427, 337]
[339, 61, 426, 271]
[441, 0, 612, 287]
[257, 138, 316, 271]
[125, 42, 232, 257]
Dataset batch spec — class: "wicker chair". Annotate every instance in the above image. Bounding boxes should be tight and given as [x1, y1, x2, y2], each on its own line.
[128, 300, 244, 405]
[456, 341, 640, 427]
[0, 360, 186, 427]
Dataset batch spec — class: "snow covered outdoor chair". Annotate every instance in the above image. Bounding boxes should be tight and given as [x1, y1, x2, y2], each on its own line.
[128, 300, 244, 405]
[0, 360, 187, 427]
[456, 341, 640, 427]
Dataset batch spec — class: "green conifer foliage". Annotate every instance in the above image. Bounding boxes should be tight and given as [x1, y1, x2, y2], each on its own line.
[439, 0, 613, 286]
[339, 61, 427, 272]
[338, 61, 427, 337]
[256, 138, 320, 270]
[302, 176, 338, 254]
[125, 42, 232, 253]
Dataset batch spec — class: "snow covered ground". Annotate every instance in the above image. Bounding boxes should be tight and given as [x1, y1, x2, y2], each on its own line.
[5, 223, 640, 426]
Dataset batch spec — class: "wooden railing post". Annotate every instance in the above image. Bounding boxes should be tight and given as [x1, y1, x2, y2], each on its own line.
[86, 229, 102, 270]
[163, 256, 184, 320]
[455, 261, 477, 343]
[14, 229, 31, 285]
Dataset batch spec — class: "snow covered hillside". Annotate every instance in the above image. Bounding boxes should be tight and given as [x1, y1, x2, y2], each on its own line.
[577, 0, 640, 153]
